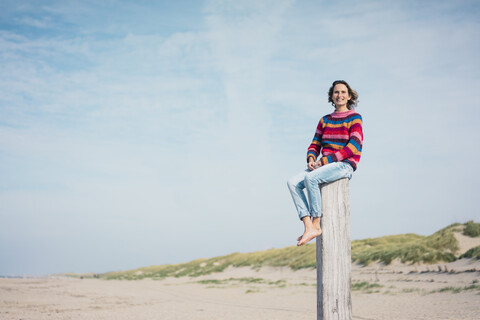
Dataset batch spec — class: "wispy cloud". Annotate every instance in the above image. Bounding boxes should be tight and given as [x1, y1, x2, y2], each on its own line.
[15, 16, 51, 28]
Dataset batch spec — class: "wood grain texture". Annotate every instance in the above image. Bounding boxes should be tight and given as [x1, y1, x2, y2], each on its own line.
[316, 178, 352, 320]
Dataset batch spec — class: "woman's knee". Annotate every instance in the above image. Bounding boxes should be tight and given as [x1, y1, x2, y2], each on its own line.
[304, 171, 315, 184]
[287, 178, 298, 191]
[288, 176, 305, 191]
[286, 179, 293, 189]
[288, 171, 307, 189]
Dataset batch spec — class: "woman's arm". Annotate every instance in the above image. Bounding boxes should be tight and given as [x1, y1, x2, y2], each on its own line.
[307, 157, 316, 170]
[306, 117, 325, 163]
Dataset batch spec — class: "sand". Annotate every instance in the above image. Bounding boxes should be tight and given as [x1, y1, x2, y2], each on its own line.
[1, 258, 479, 320]
[455, 232, 480, 255]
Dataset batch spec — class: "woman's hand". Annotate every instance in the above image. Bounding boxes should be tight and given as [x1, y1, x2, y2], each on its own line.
[307, 158, 316, 171]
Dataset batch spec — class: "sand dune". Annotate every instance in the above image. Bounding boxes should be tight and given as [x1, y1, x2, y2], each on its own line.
[455, 231, 480, 255]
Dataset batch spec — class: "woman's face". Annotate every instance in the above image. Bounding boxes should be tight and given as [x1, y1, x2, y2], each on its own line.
[331, 83, 351, 110]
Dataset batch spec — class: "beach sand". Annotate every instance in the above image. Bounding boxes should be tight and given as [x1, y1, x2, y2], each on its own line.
[1, 258, 479, 320]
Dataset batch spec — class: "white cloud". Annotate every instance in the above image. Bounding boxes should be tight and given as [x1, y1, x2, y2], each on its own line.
[15, 16, 51, 28]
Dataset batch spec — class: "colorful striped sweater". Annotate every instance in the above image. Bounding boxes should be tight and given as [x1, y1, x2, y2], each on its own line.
[306, 109, 363, 171]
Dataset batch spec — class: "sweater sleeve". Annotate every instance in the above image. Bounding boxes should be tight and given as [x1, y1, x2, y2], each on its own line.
[306, 117, 325, 162]
[316, 115, 363, 166]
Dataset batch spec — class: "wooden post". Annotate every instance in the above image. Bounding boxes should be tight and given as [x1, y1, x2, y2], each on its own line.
[316, 178, 352, 320]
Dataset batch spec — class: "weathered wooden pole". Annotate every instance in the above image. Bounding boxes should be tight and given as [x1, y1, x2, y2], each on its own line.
[316, 178, 352, 320]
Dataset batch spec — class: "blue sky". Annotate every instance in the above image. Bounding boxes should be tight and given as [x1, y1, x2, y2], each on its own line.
[1, 0, 479, 276]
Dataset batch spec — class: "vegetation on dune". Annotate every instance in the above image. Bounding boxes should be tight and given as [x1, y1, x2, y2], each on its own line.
[79, 222, 478, 280]
[100, 244, 318, 280]
[460, 245, 480, 259]
[351, 223, 460, 266]
[356, 220, 480, 265]
[463, 220, 480, 237]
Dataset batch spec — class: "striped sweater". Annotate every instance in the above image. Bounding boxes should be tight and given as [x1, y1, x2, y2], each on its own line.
[306, 109, 363, 171]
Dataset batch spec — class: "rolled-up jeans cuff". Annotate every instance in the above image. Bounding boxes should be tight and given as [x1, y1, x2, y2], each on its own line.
[310, 211, 320, 218]
[298, 212, 310, 220]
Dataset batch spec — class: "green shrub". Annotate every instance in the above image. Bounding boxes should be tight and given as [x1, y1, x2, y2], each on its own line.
[463, 221, 480, 237]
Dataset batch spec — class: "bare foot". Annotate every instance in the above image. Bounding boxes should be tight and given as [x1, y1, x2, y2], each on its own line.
[297, 229, 322, 246]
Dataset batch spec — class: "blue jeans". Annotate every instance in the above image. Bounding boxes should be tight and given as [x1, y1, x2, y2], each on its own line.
[287, 162, 353, 220]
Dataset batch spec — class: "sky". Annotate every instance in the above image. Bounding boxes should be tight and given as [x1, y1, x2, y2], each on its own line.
[1, 0, 479, 276]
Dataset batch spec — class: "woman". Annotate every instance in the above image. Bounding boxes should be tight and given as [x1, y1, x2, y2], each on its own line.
[287, 80, 363, 246]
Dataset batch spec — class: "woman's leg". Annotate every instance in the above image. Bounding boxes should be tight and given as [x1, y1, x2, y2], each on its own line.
[298, 162, 353, 246]
[287, 170, 316, 244]
[287, 169, 311, 220]
[304, 162, 353, 217]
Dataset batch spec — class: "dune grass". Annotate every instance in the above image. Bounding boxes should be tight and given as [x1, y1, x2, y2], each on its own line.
[100, 244, 318, 280]
[87, 222, 477, 280]
[351, 223, 460, 266]
[432, 284, 480, 294]
[460, 246, 480, 259]
[196, 278, 286, 288]
[352, 281, 383, 292]
[463, 220, 480, 237]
